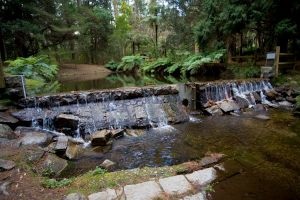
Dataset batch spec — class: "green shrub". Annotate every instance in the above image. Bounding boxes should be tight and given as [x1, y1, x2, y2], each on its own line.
[229, 62, 260, 78]
[92, 166, 107, 175]
[117, 55, 146, 71]
[105, 60, 119, 71]
[165, 49, 226, 75]
[42, 178, 72, 188]
[142, 58, 172, 73]
[4, 55, 58, 82]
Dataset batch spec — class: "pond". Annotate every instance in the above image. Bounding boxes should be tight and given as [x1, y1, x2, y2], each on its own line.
[64, 108, 300, 199]
[28, 71, 232, 96]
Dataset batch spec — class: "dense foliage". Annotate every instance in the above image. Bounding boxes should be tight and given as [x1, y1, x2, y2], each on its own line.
[106, 49, 226, 75]
[4, 56, 57, 82]
[4, 55, 59, 95]
[1, 0, 299, 65]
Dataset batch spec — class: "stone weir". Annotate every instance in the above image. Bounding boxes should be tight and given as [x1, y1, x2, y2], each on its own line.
[188, 78, 276, 114]
[12, 85, 189, 137]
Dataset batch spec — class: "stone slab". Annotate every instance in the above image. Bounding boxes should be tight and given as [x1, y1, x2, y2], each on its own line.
[159, 175, 192, 195]
[217, 100, 240, 113]
[65, 193, 87, 200]
[124, 181, 162, 200]
[185, 167, 217, 186]
[183, 192, 206, 200]
[55, 136, 69, 151]
[88, 189, 117, 200]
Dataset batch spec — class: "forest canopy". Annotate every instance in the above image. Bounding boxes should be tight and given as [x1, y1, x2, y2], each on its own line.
[0, 0, 299, 64]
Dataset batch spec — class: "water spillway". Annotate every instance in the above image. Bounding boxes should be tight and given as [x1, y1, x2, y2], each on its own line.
[13, 85, 189, 137]
[12, 79, 276, 138]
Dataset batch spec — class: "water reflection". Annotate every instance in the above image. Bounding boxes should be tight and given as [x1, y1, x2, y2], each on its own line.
[28, 72, 227, 96]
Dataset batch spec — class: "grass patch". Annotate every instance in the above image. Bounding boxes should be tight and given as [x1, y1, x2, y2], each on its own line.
[68, 165, 187, 195]
[42, 178, 72, 189]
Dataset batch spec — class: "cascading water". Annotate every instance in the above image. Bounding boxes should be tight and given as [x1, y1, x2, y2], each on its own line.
[14, 87, 186, 139]
[199, 79, 273, 108]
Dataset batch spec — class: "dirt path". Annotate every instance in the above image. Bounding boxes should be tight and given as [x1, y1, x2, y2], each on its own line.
[58, 64, 112, 82]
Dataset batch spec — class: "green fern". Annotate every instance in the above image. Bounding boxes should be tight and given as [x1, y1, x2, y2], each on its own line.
[117, 55, 145, 71]
[142, 58, 172, 73]
[105, 60, 119, 71]
[4, 55, 58, 82]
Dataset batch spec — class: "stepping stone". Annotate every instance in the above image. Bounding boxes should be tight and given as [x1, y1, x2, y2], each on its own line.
[124, 181, 162, 200]
[159, 175, 192, 195]
[88, 188, 117, 200]
[65, 193, 87, 200]
[185, 167, 217, 186]
[183, 192, 206, 200]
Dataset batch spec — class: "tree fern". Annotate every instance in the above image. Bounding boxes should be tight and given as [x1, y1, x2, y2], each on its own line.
[142, 58, 172, 73]
[117, 55, 145, 71]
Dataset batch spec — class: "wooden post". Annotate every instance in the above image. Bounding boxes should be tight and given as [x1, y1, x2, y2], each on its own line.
[0, 60, 5, 89]
[275, 46, 280, 77]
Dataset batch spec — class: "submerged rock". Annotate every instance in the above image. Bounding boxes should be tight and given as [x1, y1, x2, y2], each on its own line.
[199, 153, 225, 167]
[111, 129, 125, 139]
[278, 101, 293, 107]
[254, 114, 270, 120]
[91, 130, 111, 146]
[0, 159, 15, 171]
[125, 129, 146, 137]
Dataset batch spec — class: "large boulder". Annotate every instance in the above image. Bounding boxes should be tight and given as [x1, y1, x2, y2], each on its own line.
[19, 129, 52, 146]
[0, 124, 15, 139]
[0, 112, 19, 126]
[99, 159, 116, 170]
[0, 159, 15, 171]
[39, 153, 68, 177]
[204, 105, 223, 115]
[234, 96, 249, 109]
[217, 100, 240, 113]
[66, 141, 82, 160]
[91, 130, 112, 146]
[54, 136, 69, 152]
[110, 129, 125, 139]
[54, 114, 80, 135]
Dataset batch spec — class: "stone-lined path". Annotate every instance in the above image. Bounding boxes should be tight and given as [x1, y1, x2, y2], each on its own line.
[65, 165, 221, 200]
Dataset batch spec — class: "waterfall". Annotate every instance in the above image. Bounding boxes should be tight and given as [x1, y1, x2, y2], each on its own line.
[198, 79, 273, 108]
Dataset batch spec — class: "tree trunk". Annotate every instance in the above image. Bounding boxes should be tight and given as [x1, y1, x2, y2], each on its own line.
[132, 41, 135, 55]
[226, 36, 234, 63]
[112, 0, 119, 20]
[0, 60, 4, 89]
[76, 0, 81, 7]
[239, 33, 243, 56]
[0, 28, 7, 62]
[155, 24, 158, 47]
